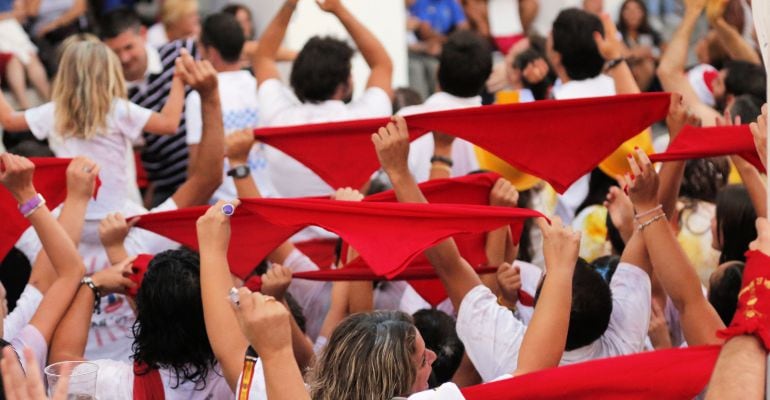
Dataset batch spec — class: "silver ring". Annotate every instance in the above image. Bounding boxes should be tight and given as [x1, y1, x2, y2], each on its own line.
[221, 203, 235, 216]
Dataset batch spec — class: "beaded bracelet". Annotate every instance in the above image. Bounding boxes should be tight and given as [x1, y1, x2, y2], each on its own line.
[637, 212, 666, 232]
[634, 204, 663, 221]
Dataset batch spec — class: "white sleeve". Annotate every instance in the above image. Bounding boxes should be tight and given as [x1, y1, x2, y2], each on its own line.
[257, 79, 299, 126]
[407, 383, 466, 400]
[126, 197, 181, 255]
[23, 102, 55, 140]
[455, 285, 526, 382]
[3, 284, 43, 341]
[88, 359, 133, 399]
[347, 87, 392, 117]
[184, 91, 203, 145]
[116, 99, 153, 141]
[600, 262, 652, 356]
[10, 325, 47, 378]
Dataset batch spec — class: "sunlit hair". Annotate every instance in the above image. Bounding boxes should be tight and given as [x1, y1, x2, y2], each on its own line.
[52, 34, 126, 140]
[307, 311, 418, 400]
[162, 0, 199, 27]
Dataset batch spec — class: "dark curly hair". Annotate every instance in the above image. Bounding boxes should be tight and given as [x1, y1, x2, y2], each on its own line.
[679, 157, 730, 203]
[290, 36, 354, 103]
[131, 249, 218, 389]
[552, 8, 605, 81]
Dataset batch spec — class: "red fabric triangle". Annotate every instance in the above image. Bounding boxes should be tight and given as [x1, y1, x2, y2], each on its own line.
[0, 158, 72, 261]
[650, 125, 765, 171]
[135, 198, 543, 279]
[133, 362, 165, 400]
[461, 345, 720, 399]
[253, 93, 670, 193]
[127, 254, 154, 298]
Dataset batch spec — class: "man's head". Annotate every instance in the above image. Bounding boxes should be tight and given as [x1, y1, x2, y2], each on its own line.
[290, 36, 355, 103]
[98, 8, 148, 82]
[200, 12, 245, 69]
[132, 249, 216, 389]
[713, 61, 767, 111]
[547, 8, 605, 82]
[437, 31, 492, 98]
[535, 258, 613, 351]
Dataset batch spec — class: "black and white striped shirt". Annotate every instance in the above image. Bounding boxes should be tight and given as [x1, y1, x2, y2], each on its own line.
[128, 39, 197, 195]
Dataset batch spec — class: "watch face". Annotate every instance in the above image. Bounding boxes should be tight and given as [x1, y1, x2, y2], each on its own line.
[229, 165, 251, 178]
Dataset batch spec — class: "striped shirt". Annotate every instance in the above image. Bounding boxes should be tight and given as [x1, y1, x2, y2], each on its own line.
[128, 39, 197, 195]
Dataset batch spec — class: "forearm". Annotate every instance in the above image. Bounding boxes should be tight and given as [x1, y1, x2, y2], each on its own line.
[261, 347, 311, 400]
[515, 268, 573, 375]
[713, 19, 762, 65]
[658, 161, 686, 219]
[335, 5, 392, 91]
[253, 1, 295, 78]
[57, 197, 89, 244]
[731, 158, 767, 217]
[157, 77, 185, 132]
[705, 335, 766, 399]
[485, 227, 509, 267]
[607, 61, 640, 95]
[48, 286, 94, 363]
[658, 11, 700, 77]
[287, 301, 314, 371]
[27, 206, 85, 279]
[230, 171, 262, 198]
[105, 245, 130, 265]
[200, 247, 248, 390]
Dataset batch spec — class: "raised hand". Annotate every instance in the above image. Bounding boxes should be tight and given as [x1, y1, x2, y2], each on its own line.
[521, 58, 550, 85]
[232, 287, 293, 357]
[225, 129, 256, 165]
[175, 48, 218, 95]
[65, 157, 100, 202]
[196, 199, 241, 256]
[665, 93, 700, 141]
[0, 153, 36, 203]
[604, 185, 634, 242]
[316, 0, 343, 14]
[592, 13, 624, 61]
[749, 218, 770, 257]
[490, 178, 519, 207]
[625, 148, 660, 213]
[98, 213, 136, 250]
[91, 256, 137, 295]
[496, 263, 522, 305]
[372, 115, 411, 178]
[536, 216, 581, 273]
[332, 187, 364, 202]
[260, 264, 293, 301]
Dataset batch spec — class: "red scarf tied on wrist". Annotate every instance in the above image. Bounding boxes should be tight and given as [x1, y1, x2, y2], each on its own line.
[718, 250, 770, 350]
[650, 125, 765, 172]
[254, 93, 670, 193]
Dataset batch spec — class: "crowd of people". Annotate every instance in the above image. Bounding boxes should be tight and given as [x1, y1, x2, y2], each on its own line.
[0, 0, 768, 398]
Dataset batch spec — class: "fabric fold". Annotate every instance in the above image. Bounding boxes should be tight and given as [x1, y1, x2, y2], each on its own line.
[650, 125, 765, 171]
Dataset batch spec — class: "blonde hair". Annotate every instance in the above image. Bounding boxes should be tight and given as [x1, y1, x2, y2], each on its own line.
[307, 311, 418, 400]
[51, 34, 127, 139]
[161, 0, 199, 27]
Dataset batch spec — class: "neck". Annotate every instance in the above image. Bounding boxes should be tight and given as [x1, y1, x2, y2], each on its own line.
[213, 61, 242, 73]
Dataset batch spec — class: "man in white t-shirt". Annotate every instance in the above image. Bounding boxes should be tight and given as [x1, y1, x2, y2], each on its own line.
[252, 0, 393, 243]
[399, 30, 492, 184]
[13, 56, 226, 362]
[186, 12, 277, 203]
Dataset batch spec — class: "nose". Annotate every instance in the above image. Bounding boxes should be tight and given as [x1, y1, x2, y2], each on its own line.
[427, 349, 437, 366]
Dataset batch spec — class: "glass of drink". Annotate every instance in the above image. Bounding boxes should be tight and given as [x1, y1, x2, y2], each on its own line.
[44, 361, 98, 399]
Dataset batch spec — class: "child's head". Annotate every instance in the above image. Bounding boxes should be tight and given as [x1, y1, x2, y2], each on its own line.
[52, 34, 127, 140]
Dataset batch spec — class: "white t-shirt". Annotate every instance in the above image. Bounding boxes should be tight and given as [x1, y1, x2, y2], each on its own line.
[24, 99, 153, 220]
[15, 199, 181, 362]
[282, 249, 331, 341]
[186, 70, 277, 202]
[398, 92, 481, 183]
[3, 284, 43, 341]
[84, 359, 232, 399]
[456, 262, 651, 381]
[10, 324, 47, 381]
[551, 75, 616, 224]
[257, 78, 391, 242]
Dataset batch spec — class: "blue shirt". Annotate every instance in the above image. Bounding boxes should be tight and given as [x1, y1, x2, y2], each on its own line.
[0, 0, 14, 13]
[409, 0, 467, 35]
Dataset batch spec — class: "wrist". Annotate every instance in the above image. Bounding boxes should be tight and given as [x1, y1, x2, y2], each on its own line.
[255, 344, 293, 364]
[14, 187, 38, 204]
[433, 146, 452, 158]
[634, 202, 660, 214]
[386, 168, 414, 186]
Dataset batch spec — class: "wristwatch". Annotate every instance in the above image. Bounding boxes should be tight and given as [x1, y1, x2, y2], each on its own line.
[227, 165, 251, 179]
[81, 276, 102, 314]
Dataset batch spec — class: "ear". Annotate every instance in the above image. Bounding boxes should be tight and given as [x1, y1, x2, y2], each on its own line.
[139, 25, 148, 40]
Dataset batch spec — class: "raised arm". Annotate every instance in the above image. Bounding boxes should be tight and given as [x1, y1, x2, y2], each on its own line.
[142, 69, 185, 135]
[749, 104, 768, 170]
[626, 148, 724, 346]
[196, 199, 249, 389]
[170, 53, 224, 208]
[253, 0, 298, 85]
[658, 93, 700, 219]
[485, 179, 519, 302]
[233, 289, 310, 400]
[515, 217, 579, 375]
[711, 17, 762, 65]
[373, 116, 480, 310]
[593, 13, 639, 95]
[317, 0, 393, 96]
[721, 111, 767, 218]
[657, 0, 720, 125]
[0, 88, 30, 132]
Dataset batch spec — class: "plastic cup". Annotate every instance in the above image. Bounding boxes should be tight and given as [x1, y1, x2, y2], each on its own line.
[44, 361, 98, 399]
